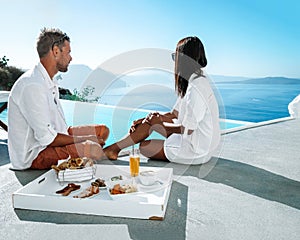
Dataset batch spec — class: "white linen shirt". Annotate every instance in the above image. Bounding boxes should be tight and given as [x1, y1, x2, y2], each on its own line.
[8, 63, 68, 169]
[164, 74, 220, 164]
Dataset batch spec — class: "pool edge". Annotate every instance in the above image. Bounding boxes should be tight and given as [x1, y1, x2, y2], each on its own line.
[222, 116, 295, 135]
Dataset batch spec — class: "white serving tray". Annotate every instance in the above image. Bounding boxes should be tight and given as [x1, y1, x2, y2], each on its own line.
[13, 165, 173, 220]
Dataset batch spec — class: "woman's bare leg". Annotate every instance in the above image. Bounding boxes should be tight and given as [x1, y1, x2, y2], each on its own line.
[139, 139, 168, 160]
[104, 119, 170, 160]
[103, 122, 153, 160]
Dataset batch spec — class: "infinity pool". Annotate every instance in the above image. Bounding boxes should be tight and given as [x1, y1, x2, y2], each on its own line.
[61, 100, 250, 146]
[0, 100, 249, 146]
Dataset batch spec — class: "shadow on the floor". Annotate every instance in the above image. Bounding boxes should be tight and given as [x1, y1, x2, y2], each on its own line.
[14, 169, 48, 186]
[205, 158, 300, 210]
[0, 139, 9, 166]
[148, 157, 300, 210]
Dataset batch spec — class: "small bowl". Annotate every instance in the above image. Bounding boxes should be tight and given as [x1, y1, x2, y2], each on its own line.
[139, 171, 157, 186]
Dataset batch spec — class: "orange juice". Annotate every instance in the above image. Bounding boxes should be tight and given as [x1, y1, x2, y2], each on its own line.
[130, 155, 140, 177]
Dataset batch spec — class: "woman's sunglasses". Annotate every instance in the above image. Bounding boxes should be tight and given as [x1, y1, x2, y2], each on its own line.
[171, 52, 176, 61]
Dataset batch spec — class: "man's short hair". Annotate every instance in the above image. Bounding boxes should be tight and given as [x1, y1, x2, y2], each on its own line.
[36, 27, 70, 58]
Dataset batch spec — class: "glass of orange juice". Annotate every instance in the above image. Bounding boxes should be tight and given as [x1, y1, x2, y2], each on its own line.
[130, 148, 140, 177]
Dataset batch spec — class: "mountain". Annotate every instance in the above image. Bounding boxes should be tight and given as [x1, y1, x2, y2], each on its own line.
[209, 74, 250, 83]
[56, 64, 93, 92]
[57, 65, 300, 102]
[56, 64, 127, 93]
[219, 76, 300, 84]
[57, 66, 252, 91]
[239, 77, 300, 84]
[86, 69, 176, 108]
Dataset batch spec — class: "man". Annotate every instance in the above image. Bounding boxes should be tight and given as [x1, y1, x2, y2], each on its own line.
[8, 28, 109, 170]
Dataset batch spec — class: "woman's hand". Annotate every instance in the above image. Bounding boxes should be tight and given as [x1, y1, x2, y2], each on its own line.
[129, 118, 145, 133]
[129, 112, 171, 134]
[144, 112, 162, 126]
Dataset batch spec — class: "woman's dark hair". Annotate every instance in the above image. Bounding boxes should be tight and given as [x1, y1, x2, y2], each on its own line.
[36, 27, 70, 58]
[174, 36, 207, 97]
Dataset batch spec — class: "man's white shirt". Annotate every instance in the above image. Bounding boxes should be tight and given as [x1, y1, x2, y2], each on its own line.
[8, 63, 68, 169]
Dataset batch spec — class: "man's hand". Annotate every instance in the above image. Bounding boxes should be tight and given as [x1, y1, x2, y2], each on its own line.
[49, 133, 105, 148]
[87, 135, 105, 147]
[97, 137, 105, 147]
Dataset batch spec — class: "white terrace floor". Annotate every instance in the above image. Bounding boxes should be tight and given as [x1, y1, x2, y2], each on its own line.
[0, 118, 299, 240]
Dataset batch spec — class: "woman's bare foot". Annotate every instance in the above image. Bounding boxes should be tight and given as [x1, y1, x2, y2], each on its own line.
[103, 146, 120, 160]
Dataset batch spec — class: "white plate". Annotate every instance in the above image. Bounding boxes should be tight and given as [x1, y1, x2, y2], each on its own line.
[106, 176, 131, 188]
[73, 188, 101, 199]
[108, 178, 139, 199]
[90, 179, 107, 189]
[53, 184, 82, 197]
[138, 179, 166, 192]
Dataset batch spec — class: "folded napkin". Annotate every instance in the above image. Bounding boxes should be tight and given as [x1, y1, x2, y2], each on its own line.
[57, 166, 95, 182]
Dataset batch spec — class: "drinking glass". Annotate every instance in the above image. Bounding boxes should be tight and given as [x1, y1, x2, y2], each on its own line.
[130, 148, 140, 177]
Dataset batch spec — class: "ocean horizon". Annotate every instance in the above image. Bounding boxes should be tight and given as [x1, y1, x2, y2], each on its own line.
[95, 82, 299, 123]
[1, 67, 299, 124]
[100, 83, 300, 122]
[56, 66, 300, 123]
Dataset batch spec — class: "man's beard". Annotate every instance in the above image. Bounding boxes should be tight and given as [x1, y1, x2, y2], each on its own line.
[57, 62, 68, 72]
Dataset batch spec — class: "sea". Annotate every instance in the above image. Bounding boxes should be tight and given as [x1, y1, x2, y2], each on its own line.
[214, 83, 299, 122]
[54, 67, 300, 123]
[97, 82, 299, 123]
[1, 74, 299, 124]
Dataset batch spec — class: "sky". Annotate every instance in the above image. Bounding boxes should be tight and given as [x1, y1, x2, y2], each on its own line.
[1, 0, 300, 78]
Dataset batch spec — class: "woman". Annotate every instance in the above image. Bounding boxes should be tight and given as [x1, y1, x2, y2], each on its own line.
[104, 36, 220, 165]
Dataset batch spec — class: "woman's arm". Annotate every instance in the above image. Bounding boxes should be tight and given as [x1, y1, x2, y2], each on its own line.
[144, 112, 190, 137]
[163, 122, 193, 135]
[129, 117, 145, 133]
[129, 110, 178, 134]
[159, 110, 178, 123]
[164, 110, 178, 118]
[163, 123, 184, 136]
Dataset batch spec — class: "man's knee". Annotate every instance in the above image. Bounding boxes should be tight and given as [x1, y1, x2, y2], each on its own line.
[85, 141, 103, 159]
[95, 124, 109, 141]
[101, 125, 110, 141]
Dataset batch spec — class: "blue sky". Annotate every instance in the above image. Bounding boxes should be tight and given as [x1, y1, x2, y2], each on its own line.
[1, 0, 299, 78]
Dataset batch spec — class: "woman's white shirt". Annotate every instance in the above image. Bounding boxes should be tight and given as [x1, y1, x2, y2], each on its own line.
[164, 74, 220, 164]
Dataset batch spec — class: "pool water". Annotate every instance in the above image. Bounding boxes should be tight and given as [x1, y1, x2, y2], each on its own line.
[0, 100, 247, 146]
[219, 119, 251, 130]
